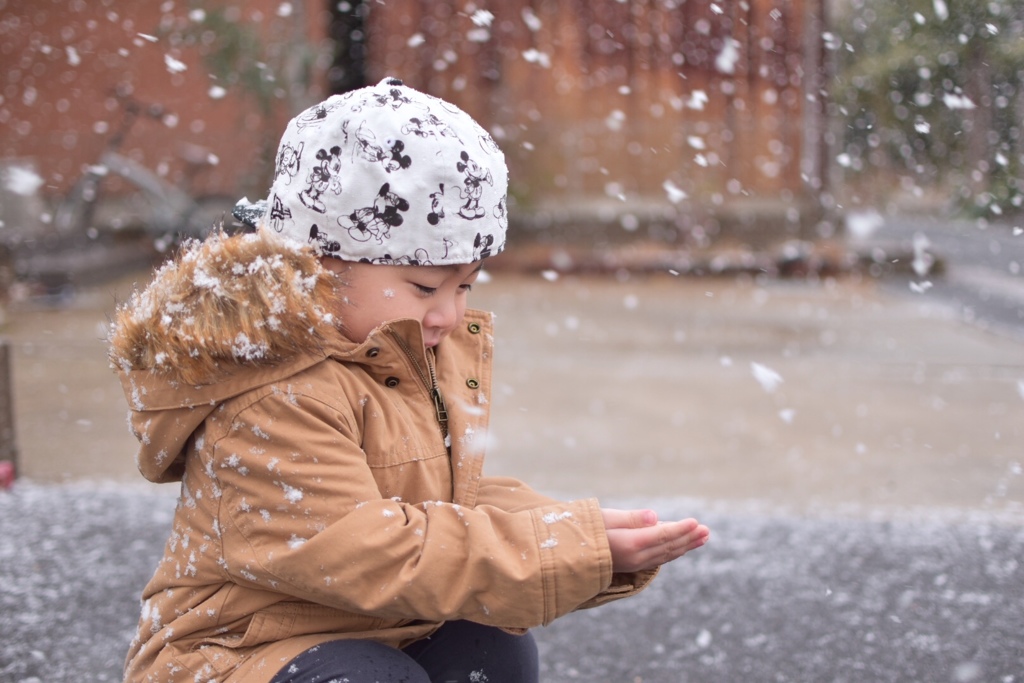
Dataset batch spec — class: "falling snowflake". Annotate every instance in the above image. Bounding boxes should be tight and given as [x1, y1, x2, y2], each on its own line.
[942, 93, 975, 110]
[522, 7, 542, 31]
[686, 90, 709, 110]
[663, 180, 688, 204]
[471, 9, 494, 27]
[3, 165, 43, 196]
[522, 49, 551, 68]
[164, 54, 187, 74]
[714, 38, 741, 74]
[751, 362, 783, 393]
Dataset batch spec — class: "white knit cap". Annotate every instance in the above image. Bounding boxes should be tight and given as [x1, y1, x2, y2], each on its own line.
[234, 77, 508, 265]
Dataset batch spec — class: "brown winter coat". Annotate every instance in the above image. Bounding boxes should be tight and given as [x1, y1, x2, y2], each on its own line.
[109, 232, 656, 683]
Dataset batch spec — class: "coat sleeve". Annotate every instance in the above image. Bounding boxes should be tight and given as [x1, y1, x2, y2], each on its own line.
[210, 385, 616, 629]
[474, 477, 660, 610]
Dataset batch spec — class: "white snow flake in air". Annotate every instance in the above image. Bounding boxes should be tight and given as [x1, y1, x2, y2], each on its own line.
[696, 629, 713, 648]
[3, 165, 43, 196]
[942, 93, 975, 110]
[778, 409, 796, 424]
[845, 210, 884, 240]
[541, 270, 559, 282]
[407, 33, 426, 48]
[912, 232, 934, 276]
[164, 54, 187, 74]
[605, 109, 626, 131]
[663, 180, 687, 204]
[687, 90, 709, 110]
[1017, 380, 1024, 400]
[276, 3, 293, 18]
[208, 85, 227, 99]
[751, 362, 783, 393]
[933, 0, 949, 21]
[471, 9, 494, 26]
[522, 48, 551, 68]
[522, 7, 542, 31]
[909, 281, 933, 294]
[66, 46, 81, 66]
[714, 38, 741, 74]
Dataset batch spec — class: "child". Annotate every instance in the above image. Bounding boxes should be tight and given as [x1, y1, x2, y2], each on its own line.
[110, 77, 709, 683]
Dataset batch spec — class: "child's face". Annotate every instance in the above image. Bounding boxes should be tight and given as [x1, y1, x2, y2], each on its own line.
[322, 259, 482, 348]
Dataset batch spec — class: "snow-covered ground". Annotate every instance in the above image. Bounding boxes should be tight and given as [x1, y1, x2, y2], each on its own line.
[2, 482, 1021, 683]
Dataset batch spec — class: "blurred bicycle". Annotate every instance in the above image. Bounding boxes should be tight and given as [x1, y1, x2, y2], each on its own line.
[52, 86, 233, 249]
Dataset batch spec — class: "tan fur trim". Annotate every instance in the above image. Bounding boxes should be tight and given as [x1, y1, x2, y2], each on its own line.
[109, 230, 341, 386]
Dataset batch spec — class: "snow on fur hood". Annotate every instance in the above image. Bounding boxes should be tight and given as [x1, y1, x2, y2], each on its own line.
[108, 231, 345, 483]
[109, 230, 340, 387]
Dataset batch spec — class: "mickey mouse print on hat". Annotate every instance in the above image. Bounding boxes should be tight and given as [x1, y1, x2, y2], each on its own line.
[234, 77, 508, 266]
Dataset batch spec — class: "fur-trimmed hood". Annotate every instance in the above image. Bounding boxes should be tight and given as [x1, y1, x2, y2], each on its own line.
[109, 230, 341, 387]
[109, 230, 352, 483]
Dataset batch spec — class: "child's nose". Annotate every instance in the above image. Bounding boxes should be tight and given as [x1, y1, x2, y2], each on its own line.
[424, 297, 459, 331]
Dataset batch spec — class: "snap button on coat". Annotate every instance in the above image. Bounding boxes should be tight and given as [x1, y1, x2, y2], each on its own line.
[466, 378, 480, 389]
[385, 376, 400, 387]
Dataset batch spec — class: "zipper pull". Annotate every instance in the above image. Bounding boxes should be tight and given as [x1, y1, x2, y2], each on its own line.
[432, 387, 449, 426]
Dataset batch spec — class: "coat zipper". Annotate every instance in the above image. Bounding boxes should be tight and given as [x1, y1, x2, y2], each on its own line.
[391, 333, 450, 441]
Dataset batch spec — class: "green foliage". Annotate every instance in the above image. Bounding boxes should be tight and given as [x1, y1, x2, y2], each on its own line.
[166, 4, 311, 116]
[832, 0, 1024, 215]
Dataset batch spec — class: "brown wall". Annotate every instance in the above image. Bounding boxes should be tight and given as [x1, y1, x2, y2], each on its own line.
[2, 0, 824, 243]
[0, 0, 332, 203]
[365, 0, 825, 240]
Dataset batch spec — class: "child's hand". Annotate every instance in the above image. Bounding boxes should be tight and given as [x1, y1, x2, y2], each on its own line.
[600, 508, 710, 573]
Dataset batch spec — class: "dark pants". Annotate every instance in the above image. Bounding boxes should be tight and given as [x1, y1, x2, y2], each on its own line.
[268, 620, 539, 683]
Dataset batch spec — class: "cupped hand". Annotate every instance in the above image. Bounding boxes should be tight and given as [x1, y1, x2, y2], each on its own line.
[600, 508, 710, 573]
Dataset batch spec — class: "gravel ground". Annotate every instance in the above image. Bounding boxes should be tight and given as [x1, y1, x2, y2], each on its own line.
[2, 482, 1022, 683]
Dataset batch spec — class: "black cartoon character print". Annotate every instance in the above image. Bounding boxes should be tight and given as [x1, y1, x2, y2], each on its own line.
[298, 146, 343, 214]
[351, 85, 416, 113]
[274, 141, 303, 184]
[492, 195, 508, 230]
[353, 122, 412, 173]
[361, 248, 434, 266]
[268, 195, 292, 233]
[309, 224, 341, 255]
[473, 232, 496, 260]
[456, 150, 493, 219]
[294, 98, 344, 129]
[401, 114, 460, 141]
[477, 132, 502, 155]
[427, 184, 445, 225]
[338, 182, 410, 244]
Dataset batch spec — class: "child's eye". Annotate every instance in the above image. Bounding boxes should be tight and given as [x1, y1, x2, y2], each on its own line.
[413, 283, 436, 295]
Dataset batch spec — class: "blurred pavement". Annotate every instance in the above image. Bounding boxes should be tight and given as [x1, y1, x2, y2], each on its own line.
[4, 262, 1022, 516]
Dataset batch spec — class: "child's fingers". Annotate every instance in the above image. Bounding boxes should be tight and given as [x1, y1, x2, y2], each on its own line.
[601, 508, 658, 530]
[632, 520, 708, 565]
